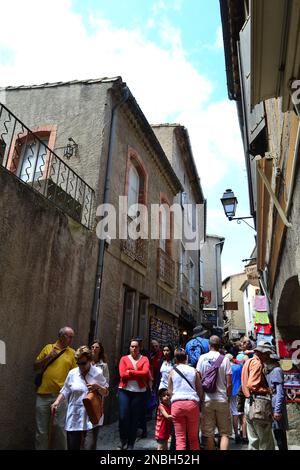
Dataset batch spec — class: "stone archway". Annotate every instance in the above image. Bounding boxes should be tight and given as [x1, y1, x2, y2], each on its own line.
[276, 275, 300, 339]
[275, 274, 300, 446]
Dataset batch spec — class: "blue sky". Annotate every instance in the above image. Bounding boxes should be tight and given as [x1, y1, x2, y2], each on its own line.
[0, 0, 255, 278]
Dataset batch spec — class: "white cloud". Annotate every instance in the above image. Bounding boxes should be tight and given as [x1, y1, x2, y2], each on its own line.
[176, 100, 245, 189]
[214, 26, 224, 50]
[0, 0, 243, 193]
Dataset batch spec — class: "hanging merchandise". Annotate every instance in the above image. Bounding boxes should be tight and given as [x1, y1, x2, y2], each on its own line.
[278, 339, 300, 359]
[254, 311, 269, 325]
[254, 323, 272, 335]
[256, 333, 274, 345]
[253, 295, 267, 312]
[277, 340, 300, 404]
[150, 316, 179, 347]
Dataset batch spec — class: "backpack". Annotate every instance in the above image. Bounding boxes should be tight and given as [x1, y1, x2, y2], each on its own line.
[201, 354, 224, 393]
[187, 337, 204, 367]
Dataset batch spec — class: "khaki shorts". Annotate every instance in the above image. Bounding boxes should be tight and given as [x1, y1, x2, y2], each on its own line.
[202, 400, 232, 438]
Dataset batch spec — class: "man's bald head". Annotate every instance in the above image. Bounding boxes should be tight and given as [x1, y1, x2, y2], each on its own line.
[209, 335, 221, 351]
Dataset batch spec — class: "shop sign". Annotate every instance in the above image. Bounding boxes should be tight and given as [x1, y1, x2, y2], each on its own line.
[202, 291, 212, 305]
[245, 264, 260, 286]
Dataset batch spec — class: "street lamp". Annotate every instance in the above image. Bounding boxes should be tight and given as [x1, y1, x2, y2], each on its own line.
[220, 189, 255, 230]
[220, 189, 238, 219]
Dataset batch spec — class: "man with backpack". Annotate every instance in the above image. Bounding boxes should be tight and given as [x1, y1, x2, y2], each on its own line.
[196, 336, 232, 450]
[185, 326, 209, 367]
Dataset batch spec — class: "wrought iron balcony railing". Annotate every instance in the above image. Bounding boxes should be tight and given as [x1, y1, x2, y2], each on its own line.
[121, 237, 148, 267]
[0, 103, 94, 229]
[158, 247, 175, 288]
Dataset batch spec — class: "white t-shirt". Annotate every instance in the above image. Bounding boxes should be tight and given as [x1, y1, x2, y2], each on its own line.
[170, 364, 199, 403]
[60, 364, 108, 430]
[159, 361, 173, 390]
[196, 351, 232, 402]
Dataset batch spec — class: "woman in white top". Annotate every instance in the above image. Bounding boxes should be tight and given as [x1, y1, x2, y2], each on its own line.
[51, 346, 108, 450]
[159, 344, 174, 390]
[168, 348, 203, 450]
[91, 339, 110, 384]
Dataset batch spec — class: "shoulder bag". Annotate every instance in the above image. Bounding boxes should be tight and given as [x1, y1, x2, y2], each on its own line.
[82, 376, 103, 425]
[34, 348, 66, 387]
[248, 369, 273, 422]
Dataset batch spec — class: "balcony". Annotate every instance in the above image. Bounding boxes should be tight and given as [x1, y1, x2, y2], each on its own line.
[0, 103, 94, 229]
[158, 248, 175, 288]
[121, 238, 148, 267]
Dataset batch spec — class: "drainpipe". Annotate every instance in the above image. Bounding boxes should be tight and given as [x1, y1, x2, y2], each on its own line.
[89, 85, 130, 344]
[215, 240, 224, 328]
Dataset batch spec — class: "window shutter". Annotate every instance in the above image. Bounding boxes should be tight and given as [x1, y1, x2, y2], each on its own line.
[239, 16, 266, 145]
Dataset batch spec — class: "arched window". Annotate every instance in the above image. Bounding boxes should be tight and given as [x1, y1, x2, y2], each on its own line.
[125, 148, 148, 209]
[128, 164, 140, 209]
[159, 194, 173, 256]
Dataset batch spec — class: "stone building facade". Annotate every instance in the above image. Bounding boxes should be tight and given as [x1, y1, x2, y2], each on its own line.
[199, 234, 225, 331]
[0, 77, 206, 447]
[152, 124, 206, 343]
[222, 272, 247, 339]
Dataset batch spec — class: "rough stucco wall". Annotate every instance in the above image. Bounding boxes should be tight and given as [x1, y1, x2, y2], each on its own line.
[229, 273, 247, 331]
[0, 168, 98, 449]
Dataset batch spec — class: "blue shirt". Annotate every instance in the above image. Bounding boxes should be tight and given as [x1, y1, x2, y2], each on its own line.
[231, 363, 243, 396]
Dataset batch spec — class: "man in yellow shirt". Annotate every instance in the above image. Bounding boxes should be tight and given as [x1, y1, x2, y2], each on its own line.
[34, 326, 76, 449]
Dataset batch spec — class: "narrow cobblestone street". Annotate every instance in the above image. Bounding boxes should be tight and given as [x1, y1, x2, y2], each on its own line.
[97, 418, 300, 451]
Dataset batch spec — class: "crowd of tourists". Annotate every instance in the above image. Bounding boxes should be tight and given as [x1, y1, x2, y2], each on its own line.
[33, 325, 288, 451]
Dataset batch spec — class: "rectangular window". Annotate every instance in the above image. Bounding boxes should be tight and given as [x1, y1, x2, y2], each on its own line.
[137, 297, 148, 341]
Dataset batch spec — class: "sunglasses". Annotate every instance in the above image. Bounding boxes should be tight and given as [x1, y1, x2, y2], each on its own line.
[77, 360, 88, 366]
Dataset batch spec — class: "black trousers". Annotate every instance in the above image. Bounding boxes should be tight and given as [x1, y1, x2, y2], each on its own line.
[66, 427, 100, 450]
[67, 431, 83, 450]
[273, 429, 288, 450]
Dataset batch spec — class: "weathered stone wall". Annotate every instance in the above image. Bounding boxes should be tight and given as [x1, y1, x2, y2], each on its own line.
[271, 130, 300, 446]
[0, 167, 98, 449]
[272, 165, 300, 336]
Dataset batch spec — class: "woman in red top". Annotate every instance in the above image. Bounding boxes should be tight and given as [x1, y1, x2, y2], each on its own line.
[118, 339, 150, 450]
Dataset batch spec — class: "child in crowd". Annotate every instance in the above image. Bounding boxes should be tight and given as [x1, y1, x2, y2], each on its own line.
[155, 388, 172, 450]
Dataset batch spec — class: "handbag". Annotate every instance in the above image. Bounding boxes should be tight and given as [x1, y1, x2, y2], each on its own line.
[34, 348, 66, 388]
[236, 385, 246, 413]
[82, 391, 103, 425]
[248, 395, 273, 422]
